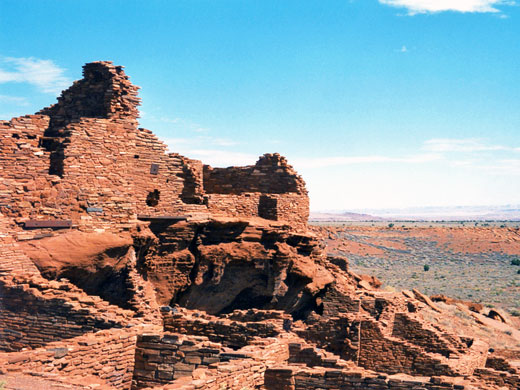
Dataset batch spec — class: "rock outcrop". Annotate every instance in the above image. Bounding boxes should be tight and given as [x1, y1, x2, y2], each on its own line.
[0, 62, 519, 390]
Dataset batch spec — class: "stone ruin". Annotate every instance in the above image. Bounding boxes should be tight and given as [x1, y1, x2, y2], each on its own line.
[0, 61, 518, 389]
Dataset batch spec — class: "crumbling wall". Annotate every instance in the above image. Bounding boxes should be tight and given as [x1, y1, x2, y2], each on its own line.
[204, 153, 309, 228]
[56, 118, 206, 230]
[162, 309, 282, 349]
[133, 333, 244, 388]
[0, 62, 208, 231]
[0, 62, 308, 233]
[0, 328, 137, 389]
[0, 115, 55, 218]
[141, 334, 290, 390]
[0, 275, 132, 351]
[474, 367, 520, 389]
[392, 312, 467, 358]
[265, 366, 477, 390]
[357, 316, 457, 376]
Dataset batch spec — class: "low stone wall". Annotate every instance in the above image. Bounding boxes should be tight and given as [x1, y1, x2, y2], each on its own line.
[265, 366, 478, 390]
[392, 312, 467, 358]
[163, 310, 282, 349]
[162, 358, 267, 390]
[0, 275, 132, 351]
[485, 356, 517, 373]
[357, 316, 457, 376]
[288, 341, 354, 369]
[0, 327, 138, 389]
[321, 285, 361, 316]
[203, 154, 309, 229]
[207, 192, 309, 230]
[133, 332, 255, 388]
[474, 367, 520, 389]
[141, 335, 291, 390]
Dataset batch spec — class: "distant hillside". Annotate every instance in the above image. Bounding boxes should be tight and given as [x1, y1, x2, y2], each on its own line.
[309, 211, 385, 221]
[312, 205, 520, 221]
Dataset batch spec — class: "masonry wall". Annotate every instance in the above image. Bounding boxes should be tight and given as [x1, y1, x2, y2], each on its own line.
[57, 118, 207, 230]
[204, 153, 309, 228]
[145, 334, 290, 390]
[0, 328, 137, 389]
[207, 192, 309, 228]
[0, 274, 132, 352]
[392, 312, 467, 358]
[162, 310, 282, 349]
[357, 316, 457, 376]
[474, 367, 520, 389]
[0, 216, 41, 279]
[0, 115, 55, 220]
[265, 366, 475, 390]
[133, 333, 244, 388]
[0, 62, 309, 233]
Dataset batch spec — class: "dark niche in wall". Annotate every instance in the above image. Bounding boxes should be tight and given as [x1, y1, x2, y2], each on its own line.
[146, 189, 160, 207]
[258, 195, 278, 221]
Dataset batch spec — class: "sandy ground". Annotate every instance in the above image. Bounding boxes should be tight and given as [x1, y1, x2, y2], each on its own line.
[311, 224, 520, 315]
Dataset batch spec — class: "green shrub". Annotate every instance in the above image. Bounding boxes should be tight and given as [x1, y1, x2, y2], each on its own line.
[388, 223, 394, 228]
[423, 264, 430, 272]
[511, 259, 520, 266]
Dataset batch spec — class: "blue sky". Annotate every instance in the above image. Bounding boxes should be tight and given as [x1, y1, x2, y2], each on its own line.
[1, 0, 519, 210]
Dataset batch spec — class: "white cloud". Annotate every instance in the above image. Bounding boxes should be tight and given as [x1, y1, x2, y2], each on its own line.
[292, 153, 442, 169]
[0, 56, 70, 94]
[479, 159, 520, 175]
[423, 138, 517, 153]
[164, 135, 238, 149]
[143, 113, 211, 134]
[166, 146, 258, 167]
[0, 95, 29, 106]
[379, 0, 514, 14]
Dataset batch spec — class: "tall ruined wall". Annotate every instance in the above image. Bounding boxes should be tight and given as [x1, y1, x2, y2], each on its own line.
[52, 118, 207, 230]
[0, 61, 308, 232]
[0, 115, 53, 218]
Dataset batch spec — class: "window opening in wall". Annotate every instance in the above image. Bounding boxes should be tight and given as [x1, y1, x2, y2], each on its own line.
[146, 189, 160, 207]
[258, 195, 278, 220]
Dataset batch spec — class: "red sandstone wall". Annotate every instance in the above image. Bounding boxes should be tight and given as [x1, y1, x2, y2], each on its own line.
[0, 328, 137, 389]
[0, 275, 133, 352]
[203, 154, 309, 228]
[133, 333, 227, 388]
[162, 309, 282, 349]
[265, 366, 476, 390]
[0, 62, 309, 232]
[207, 192, 309, 228]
